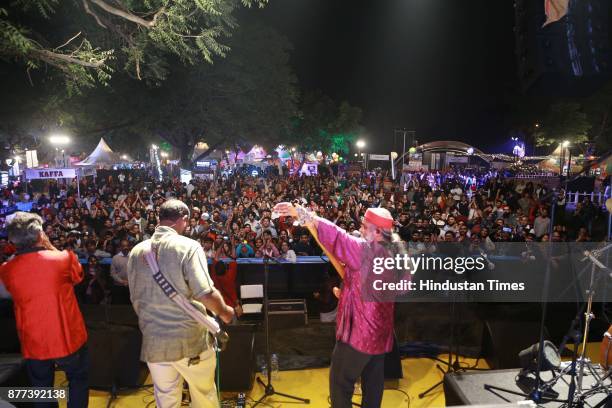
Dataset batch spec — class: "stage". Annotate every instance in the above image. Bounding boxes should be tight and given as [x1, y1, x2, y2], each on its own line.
[50, 343, 604, 408]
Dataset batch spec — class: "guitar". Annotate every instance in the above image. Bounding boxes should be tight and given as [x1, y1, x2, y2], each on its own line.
[601, 325, 612, 371]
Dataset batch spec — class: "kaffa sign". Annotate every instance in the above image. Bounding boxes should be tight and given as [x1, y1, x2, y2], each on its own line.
[25, 168, 76, 180]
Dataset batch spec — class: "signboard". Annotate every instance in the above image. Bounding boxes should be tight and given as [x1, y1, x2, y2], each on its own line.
[369, 154, 390, 161]
[25, 168, 76, 180]
[447, 155, 468, 164]
[25, 150, 38, 169]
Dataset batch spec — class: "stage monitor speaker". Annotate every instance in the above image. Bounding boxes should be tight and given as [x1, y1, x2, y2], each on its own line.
[87, 322, 148, 389]
[219, 324, 256, 392]
[0, 354, 28, 387]
[481, 320, 549, 369]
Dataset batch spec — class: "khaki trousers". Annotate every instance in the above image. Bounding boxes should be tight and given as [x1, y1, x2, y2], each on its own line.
[147, 349, 218, 408]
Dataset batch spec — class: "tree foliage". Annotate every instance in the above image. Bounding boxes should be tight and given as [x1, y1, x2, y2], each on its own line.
[0, 20, 298, 167]
[1, 0, 267, 94]
[288, 91, 363, 155]
[534, 101, 591, 148]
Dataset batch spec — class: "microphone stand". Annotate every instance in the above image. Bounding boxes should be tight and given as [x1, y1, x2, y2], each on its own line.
[252, 255, 310, 407]
[484, 191, 564, 404]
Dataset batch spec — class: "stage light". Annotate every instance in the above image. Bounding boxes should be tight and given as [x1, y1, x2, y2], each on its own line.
[160, 152, 169, 158]
[518, 341, 560, 372]
[467, 147, 474, 155]
[409, 147, 417, 154]
[354, 153, 358, 157]
[49, 135, 70, 145]
[151, 144, 158, 150]
[562, 141, 570, 148]
[356, 140, 366, 149]
[391, 152, 398, 159]
[121, 155, 128, 160]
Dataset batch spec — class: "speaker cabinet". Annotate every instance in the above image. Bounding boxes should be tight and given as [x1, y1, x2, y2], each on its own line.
[218, 324, 256, 392]
[87, 322, 148, 389]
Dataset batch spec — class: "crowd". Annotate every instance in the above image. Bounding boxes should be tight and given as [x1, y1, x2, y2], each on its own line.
[0, 167, 608, 305]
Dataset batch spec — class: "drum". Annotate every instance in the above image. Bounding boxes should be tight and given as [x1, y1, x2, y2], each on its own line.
[601, 325, 612, 370]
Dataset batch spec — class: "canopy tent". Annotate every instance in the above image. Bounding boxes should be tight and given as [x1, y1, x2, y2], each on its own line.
[75, 138, 126, 167]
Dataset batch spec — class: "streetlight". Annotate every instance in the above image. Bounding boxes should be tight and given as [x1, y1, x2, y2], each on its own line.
[49, 134, 70, 167]
[356, 140, 366, 169]
[49, 135, 70, 145]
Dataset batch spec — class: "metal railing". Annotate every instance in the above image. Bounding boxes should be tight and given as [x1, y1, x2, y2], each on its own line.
[565, 190, 611, 208]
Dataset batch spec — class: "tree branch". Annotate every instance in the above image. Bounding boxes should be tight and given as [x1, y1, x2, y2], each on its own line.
[89, 0, 165, 28]
[31, 49, 106, 68]
[54, 32, 83, 51]
[83, 0, 108, 29]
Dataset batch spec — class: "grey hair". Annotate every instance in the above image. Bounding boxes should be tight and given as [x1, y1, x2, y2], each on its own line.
[159, 199, 190, 222]
[7, 212, 44, 250]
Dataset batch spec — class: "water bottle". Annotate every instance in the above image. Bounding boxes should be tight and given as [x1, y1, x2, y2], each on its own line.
[260, 363, 268, 379]
[354, 377, 361, 394]
[271, 353, 280, 380]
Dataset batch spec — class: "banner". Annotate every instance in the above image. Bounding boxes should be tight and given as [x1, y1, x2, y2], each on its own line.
[25, 168, 76, 180]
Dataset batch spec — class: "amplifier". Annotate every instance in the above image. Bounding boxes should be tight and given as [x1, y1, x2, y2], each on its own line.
[269, 299, 307, 329]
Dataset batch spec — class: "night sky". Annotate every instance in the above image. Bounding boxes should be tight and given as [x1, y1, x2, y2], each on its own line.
[251, 0, 519, 154]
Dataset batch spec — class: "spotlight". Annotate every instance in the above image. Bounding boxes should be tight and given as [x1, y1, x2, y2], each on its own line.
[515, 341, 561, 398]
[518, 341, 561, 372]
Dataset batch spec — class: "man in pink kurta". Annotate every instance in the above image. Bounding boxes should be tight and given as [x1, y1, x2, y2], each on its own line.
[274, 203, 399, 408]
[316, 217, 395, 355]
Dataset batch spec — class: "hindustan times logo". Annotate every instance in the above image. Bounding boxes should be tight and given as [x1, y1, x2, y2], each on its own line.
[372, 254, 487, 275]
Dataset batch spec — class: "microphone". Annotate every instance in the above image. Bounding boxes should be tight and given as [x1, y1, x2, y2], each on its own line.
[580, 243, 612, 262]
[582, 250, 612, 277]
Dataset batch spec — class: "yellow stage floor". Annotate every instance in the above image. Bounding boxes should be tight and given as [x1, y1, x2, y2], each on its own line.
[55, 343, 603, 408]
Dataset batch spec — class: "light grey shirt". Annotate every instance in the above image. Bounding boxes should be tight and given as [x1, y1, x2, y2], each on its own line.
[110, 252, 129, 284]
[127, 226, 214, 363]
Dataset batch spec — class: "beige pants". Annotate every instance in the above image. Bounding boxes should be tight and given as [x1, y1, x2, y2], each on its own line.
[147, 349, 218, 408]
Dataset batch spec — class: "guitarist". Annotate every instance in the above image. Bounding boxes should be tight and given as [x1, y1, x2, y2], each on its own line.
[127, 199, 234, 408]
[274, 202, 405, 408]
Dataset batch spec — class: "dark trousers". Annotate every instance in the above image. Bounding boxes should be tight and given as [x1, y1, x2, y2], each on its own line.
[25, 345, 89, 408]
[330, 341, 385, 408]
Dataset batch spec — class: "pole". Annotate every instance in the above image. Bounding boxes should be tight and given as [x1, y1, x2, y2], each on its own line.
[402, 129, 406, 169]
[608, 175, 611, 241]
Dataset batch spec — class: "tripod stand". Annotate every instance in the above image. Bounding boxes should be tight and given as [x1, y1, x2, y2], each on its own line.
[251, 256, 310, 407]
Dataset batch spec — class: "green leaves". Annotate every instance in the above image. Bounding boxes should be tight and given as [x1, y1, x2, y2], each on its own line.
[1, 0, 269, 92]
[535, 101, 591, 147]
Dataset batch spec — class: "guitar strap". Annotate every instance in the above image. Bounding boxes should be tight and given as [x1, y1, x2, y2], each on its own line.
[141, 240, 228, 346]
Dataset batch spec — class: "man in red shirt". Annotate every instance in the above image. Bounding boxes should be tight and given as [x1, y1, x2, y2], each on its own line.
[0, 212, 89, 407]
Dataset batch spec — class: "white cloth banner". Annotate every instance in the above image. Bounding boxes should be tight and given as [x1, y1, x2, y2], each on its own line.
[25, 168, 76, 180]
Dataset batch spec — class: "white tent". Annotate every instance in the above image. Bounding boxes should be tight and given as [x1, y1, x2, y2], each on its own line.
[75, 138, 126, 167]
